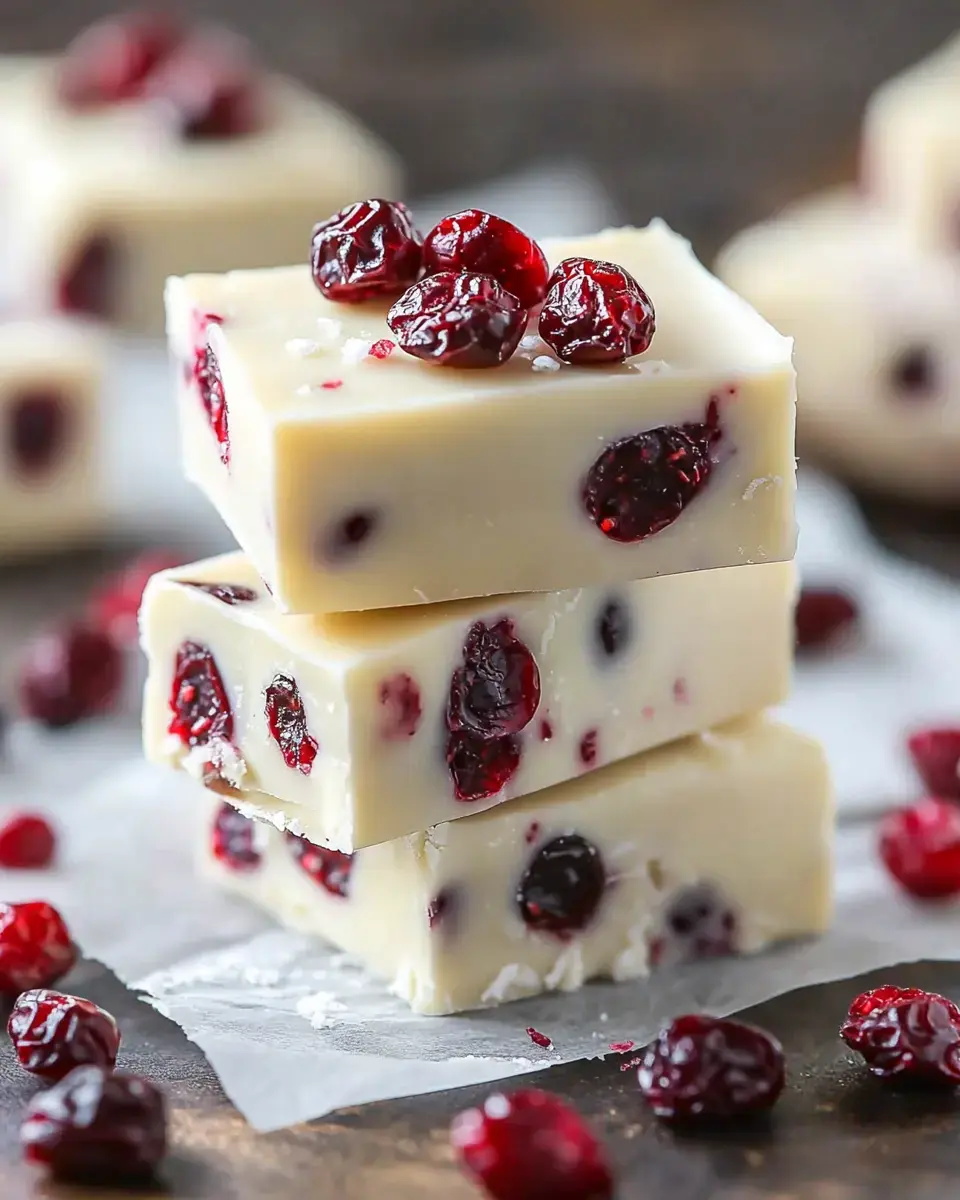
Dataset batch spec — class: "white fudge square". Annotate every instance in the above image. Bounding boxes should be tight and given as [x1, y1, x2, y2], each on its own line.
[0, 319, 105, 555]
[0, 56, 399, 335]
[202, 717, 833, 1015]
[863, 32, 960, 252]
[717, 188, 960, 502]
[140, 551, 795, 851]
[166, 222, 798, 614]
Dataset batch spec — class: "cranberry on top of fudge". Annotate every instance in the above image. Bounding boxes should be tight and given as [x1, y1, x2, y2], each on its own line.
[309, 200, 657, 368]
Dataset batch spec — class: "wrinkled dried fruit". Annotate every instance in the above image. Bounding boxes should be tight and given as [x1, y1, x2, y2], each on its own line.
[167, 640, 233, 747]
[388, 272, 526, 367]
[0, 902, 76, 997]
[422, 209, 549, 309]
[841, 987, 960, 1084]
[311, 199, 423, 302]
[211, 802, 261, 871]
[8, 990, 120, 1080]
[265, 673, 319, 775]
[539, 256, 655, 365]
[447, 619, 540, 739]
[287, 832, 353, 898]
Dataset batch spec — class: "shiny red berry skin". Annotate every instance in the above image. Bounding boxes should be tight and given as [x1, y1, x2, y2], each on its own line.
[89, 549, 183, 645]
[538, 256, 655, 365]
[879, 798, 960, 899]
[0, 902, 76, 997]
[794, 587, 859, 652]
[264, 673, 319, 775]
[21, 1066, 167, 1181]
[446, 730, 521, 803]
[422, 209, 550, 309]
[388, 272, 527, 368]
[638, 1014, 785, 1119]
[286, 833, 353, 898]
[516, 835, 606, 938]
[447, 620, 541, 739]
[311, 199, 423, 302]
[8, 990, 120, 1080]
[167, 640, 233, 748]
[0, 814, 56, 869]
[18, 624, 123, 728]
[56, 11, 184, 107]
[211, 803, 261, 872]
[450, 1089, 613, 1200]
[841, 989, 960, 1084]
[907, 728, 960, 799]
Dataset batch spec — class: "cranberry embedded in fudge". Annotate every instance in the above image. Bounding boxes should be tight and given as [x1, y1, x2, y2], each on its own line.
[286, 832, 352, 898]
[167, 640, 233, 748]
[647, 883, 738, 967]
[211, 802, 261, 872]
[264, 672, 319, 775]
[179, 580, 259, 606]
[378, 673, 422, 740]
[515, 833, 607, 938]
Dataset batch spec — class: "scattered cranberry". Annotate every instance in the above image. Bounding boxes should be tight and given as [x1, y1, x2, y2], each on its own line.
[9, 392, 69, 477]
[167, 640, 233, 748]
[609, 1041, 635, 1054]
[446, 729, 521, 803]
[287, 833, 352, 898]
[18, 623, 122, 728]
[448, 620, 540, 739]
[0, 814, 56, 869]
[891, 346, 936, 397]
[595, 597, 631, 660]
[265, 673, 319, 775]
[516, 834, 606, 938]
[794, 587, 859, 652]
[648, 884, 737, 967]
[582, 405, 720, 542]
[538, 719, 553, 742]
[427, 888, 458, 931]
[146, 34, 263, 139]
[194, 344, 229, 466]
[578, 729, 598, 767]
[322, 509, 378, 562]
[179, 580, 259, 606]
[0, 902, 76, 997]
[526, 1027, 553, 1049]
[378, 673, 422, 739]
[907, 728, 960, 799]
[421, 209, 550, 310]
[388, 272, 527, 368]
[311, 199, 422, 302]
[450, 1089, 613, 1200]
[89, 550, 183, 644]
[56, 11, 184, 107]
[841, 987, 960, 1084]
[211, 802, 261, 872]
[879, 798, 960, 899]
[320, 378, 343, 390]
[638, 1015, 785, 1120]
[539, 256, 655, 365]
[58, 234, 117, 319]
[369, 338, 395, 360]
[8, 990, 120, 1080]
[21, 1065, 167, 1182]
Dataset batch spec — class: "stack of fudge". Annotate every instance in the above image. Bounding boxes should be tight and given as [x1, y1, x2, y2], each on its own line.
[717, 32, 960, 505]
[140, 205, 833, 1014]
[0, 12, 396, 553]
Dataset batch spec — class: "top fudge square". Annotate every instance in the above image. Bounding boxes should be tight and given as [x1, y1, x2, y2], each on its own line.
[167, 218, 797, 614]
[0, 14, 399, 335]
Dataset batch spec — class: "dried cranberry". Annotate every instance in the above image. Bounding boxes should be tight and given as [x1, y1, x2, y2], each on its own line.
[907, 728, 960, 799]
[9, 392, 69, 477]
[450, 1089, 613, 1200]
[21, 1065, 167, 1182]
[578, 729, 598, 767]
[878, 798, 960, 899]
[167, 640, 233, 747]
[179, 580, 259, 606]
[0, 902, 76, 997]
[516, 834, 606, 937]
[446, 729, 521, 802]
[8, 990, 120, 1080]
[0, 814, 56, 869]
[369, 338, 395, 360]
[311, 199, 423, 302]
[649, 884, 737, 967]
[582, 406, 721, 542]
[539, 256, 655, 365]
[57, 235, 116, 319]
[378, 673, 422, 739]
[638, 1015, 785, 1120]
[447, 619, 540, 739]
[891, 346, 936, 397]
[265, 673, 319, 775]
[526, 1027, 553, 1049]
[146, 34, 263, 139]
[387, 272, 527, 368]
[18, 624, 122, 728]
[194, 344, 229, 465]
[596, 596, 631, 660]
[538, 720, 553, 742]
[89, 549, 183, 644]
[322, 509, 378, 562]
[56, 11, 183, 107]
[421, 209, 549, 309]
[840, 989, 960, 1084]
[287, 833, 352, 898]
[795, 587, 859, 652]
[211, 802, 260, 871]
[427, 887, 458, 932]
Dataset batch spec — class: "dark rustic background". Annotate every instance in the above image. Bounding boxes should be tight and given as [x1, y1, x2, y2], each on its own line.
[3, 0, 960, 259]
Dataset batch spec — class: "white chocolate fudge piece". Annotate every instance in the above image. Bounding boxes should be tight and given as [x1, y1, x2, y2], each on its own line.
[166, 222, 797, 614]
[0, 50, 399, 335]
[862, 32, 960, 252]
[203, 717, 833, 1015]
[0, 320, 105, 555]
[716, 189, 960, 502]
[140, 552, 795, 851]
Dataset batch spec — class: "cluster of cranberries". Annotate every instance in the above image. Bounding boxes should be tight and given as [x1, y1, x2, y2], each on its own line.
[309, 199, 656, 370]
[0, 902, 166, 1181]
